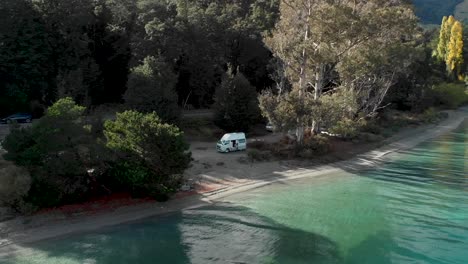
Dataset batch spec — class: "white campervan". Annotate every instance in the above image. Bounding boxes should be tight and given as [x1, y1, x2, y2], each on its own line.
[216, 133, 247, 153]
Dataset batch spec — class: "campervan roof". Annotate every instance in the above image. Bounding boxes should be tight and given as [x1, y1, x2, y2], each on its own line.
[221, 133, 245, 140]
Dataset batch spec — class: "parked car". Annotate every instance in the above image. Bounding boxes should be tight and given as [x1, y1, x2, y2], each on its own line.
[216, 132, 247, 153]
[266, 123, 275, 132]
[0, 113, 32, 124]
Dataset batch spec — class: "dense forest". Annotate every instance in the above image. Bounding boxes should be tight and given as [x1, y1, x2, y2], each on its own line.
[0, 0, 279, 116]
[1, 0, 466, 117]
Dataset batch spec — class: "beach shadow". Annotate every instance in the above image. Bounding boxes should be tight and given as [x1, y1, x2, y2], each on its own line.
[2, 203, 341, 264]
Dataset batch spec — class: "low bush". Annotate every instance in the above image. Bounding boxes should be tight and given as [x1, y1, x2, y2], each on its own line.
[420, 107, 442, 123]
[299, 135, 331, 156]
[359, 132, 385, 143]
[248, 140, 268, 151]
[329, 118, 363, 139]
[247, 149, 272, 162]
[1, 125, 41, 166]
[432, 82, 468, 109]
[0, 164, 33, 213]
[360, 119, 383, 135]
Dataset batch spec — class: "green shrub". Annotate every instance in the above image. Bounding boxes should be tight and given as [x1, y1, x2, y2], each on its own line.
[299, 135, 330, 157]
[421, 107, 440, 123]
[2, 125, 42, 166]
[104, 111, 191, 199]
[432, 82, 468, 109]
[2, 98, 96, 208]
[46, 97, 86, 119]
[360, 119, 383, 135]
[108, 160, 178, 201]
[109, 161, 151, 190]
[329, 119, 363, 139]
[1, 100, 194, 209]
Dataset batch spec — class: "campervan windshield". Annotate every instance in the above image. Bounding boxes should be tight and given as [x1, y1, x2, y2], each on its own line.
[218, 140, 229, 145]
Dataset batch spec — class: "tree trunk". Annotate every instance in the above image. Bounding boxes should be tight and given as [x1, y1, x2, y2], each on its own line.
[311, 64, 325, 134]
[296, 0, 311, 144]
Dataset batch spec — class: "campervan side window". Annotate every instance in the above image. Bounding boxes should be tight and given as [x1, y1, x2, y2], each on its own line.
[238, 139, 246, 143]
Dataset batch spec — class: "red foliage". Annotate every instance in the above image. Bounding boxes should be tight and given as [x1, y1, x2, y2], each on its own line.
[33, 183, 228, 218]
[34, 193, 154, 217]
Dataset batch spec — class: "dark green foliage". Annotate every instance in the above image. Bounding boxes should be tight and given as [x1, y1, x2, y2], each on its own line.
[298, 135, 331, 157]
[431, 82, 468, 108]
[124, 56, 180, 123]
[214, 70, 261, 132]
[329, 119, 364, 140]
[2, 126, 41, 166]
[126, 0, 278, 108]
[2, 98, 93, 208]
[0, 0, 55, 116]
[36, 0, 132, 107]
[420, 107, 446, 123]
[110, 161, 151, 187]
[386, 29, 446, 111]
[0, 0, 132, 116]
[104, 110, 191, 199]
[2, 99, 193, 209]
[0, 0, 278, 115]
[0, 163, 32, 213]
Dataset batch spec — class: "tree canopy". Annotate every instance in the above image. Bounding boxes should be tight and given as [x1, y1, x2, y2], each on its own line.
[435, 15, 464, 77]
[0, 0, 279, 116]
[260, 0, 419, 143]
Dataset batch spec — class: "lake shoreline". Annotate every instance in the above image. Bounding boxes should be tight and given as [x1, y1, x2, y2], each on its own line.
[0, 107, 467, 256]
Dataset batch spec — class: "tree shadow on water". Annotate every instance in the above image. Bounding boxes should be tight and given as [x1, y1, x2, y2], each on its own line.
[164, 203, 342, 264]
[3, 203, 342, 264]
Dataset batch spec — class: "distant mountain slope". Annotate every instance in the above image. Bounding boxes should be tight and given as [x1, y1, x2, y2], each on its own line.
[412, 0, 463, 24]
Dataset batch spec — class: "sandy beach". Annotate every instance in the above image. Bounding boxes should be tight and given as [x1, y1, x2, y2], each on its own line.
[0, 107, 466, 257]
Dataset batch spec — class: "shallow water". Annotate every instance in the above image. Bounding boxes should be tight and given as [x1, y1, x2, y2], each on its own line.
[4, 120, 468, 264]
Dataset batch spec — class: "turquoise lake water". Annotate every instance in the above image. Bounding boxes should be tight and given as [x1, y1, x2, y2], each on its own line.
[3, 120, 467, 264]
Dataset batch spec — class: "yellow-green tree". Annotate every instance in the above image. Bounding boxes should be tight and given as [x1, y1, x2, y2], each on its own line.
[436, 15, 464, 77]
[447, 21, 464, 77]
[436, 16, 452, 61]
